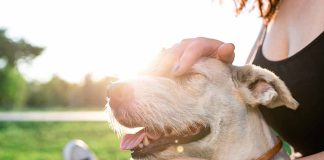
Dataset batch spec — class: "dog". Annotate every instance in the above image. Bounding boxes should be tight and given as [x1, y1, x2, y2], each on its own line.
[106, 52, 299, 160]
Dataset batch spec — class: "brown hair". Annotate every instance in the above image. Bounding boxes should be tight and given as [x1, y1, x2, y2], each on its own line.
[234, 0, 281, 23]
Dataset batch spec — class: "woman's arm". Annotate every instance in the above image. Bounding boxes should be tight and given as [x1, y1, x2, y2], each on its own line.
[296, 151, 324, 160]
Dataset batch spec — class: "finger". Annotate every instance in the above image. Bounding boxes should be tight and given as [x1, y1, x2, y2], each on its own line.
[172, 39, 224, 76]
[171, 44, 207, 76]
[215, 43, 235, 64]
[170, 38, 194, 58]
[158, 39, 192, 75]
[153, 51, 178, 76]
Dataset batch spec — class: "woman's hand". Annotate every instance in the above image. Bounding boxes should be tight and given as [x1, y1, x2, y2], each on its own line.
[163, 37, 235, 76]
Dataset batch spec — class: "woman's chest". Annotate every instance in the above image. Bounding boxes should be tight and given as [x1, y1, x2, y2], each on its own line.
[261, 0, 324, 62]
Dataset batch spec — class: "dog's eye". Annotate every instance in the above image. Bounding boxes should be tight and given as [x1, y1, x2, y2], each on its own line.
[176, 72, 205, 83]
[179, 72, 198, 78]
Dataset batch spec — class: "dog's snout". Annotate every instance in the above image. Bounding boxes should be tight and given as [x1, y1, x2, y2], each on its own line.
[107, 82, 134, 105]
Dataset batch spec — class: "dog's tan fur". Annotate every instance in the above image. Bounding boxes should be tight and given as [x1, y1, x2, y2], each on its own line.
[107, 54, 298, 160]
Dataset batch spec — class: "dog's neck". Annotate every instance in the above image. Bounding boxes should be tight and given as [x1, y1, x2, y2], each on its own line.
[245, 108, 288, 160]
[209, 108, 289, 160]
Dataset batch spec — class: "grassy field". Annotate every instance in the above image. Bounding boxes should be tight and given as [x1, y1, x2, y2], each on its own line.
[0, 121, 293, 160]
[0, 122, 130, 160]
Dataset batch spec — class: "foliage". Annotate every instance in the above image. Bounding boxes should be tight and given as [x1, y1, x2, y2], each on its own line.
[26, 75, 71, 107]
[0, 29, 43, 67]
[0, 29, 43, 108]
[77, 74, 117, 108]
[0, 28, 117, 109]
[0, 66, 27, 107]
[0, 122, 130, 160]
[26, 75, 117, 109]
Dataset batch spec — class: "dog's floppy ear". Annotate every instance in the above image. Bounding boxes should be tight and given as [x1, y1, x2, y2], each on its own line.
[232, 65, 299, 110]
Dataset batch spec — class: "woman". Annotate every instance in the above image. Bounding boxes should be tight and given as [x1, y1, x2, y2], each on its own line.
[166, 0, 324, 159]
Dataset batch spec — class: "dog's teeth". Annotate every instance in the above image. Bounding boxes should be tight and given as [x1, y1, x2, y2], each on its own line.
[138, 143, 144, 148]
[143, 137, 150, 146]
[169, 129, 177, 135]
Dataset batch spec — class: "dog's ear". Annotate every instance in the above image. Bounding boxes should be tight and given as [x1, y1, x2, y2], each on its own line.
[232, 65, 298, 110]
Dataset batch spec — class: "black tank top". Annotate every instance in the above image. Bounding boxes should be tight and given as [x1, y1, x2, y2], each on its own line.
[253, 31, 324, 156]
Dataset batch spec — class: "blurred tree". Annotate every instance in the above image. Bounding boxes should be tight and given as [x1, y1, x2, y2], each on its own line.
[26, 81, 49, 107]
[94, 76, 118, 107]
[0, 66, 27, 107]
[0, 29, 43, 67]
[79, 74, 106, 107]
[26, 75, 117, 109]
[0, 29, 43, 108]
[26, 75, 70, 107]
[45, 75, 70, 106]
[67, 75, 117, 109]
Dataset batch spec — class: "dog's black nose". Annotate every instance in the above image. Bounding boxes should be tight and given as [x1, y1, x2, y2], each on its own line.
[107, 82, 134, 105]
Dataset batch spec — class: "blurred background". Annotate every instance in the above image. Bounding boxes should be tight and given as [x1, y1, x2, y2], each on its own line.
[0, 0, 261, 159]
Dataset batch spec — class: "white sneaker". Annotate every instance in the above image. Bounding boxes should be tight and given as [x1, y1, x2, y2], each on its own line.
[63, 139, 97, 160]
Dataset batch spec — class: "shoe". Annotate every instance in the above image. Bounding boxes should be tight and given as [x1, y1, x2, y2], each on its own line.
[63, 139, 97, 160]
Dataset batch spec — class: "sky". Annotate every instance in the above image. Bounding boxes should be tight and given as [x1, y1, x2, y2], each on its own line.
[0, 0, 262, 82]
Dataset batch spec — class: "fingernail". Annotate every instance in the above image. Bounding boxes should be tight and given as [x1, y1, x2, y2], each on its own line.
[172, 63, 180, 73]
[227, 43, 235, 50]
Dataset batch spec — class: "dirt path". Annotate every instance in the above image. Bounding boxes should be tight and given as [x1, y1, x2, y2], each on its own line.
[0, 111, 108, 121]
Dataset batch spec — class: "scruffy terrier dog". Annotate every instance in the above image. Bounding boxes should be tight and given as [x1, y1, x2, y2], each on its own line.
[106, 52, 298, 160]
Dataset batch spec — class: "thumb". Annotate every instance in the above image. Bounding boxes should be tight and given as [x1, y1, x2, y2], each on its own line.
[215, 43, 235, 64]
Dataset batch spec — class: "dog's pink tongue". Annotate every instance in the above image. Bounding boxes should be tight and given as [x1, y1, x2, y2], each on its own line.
[120, 130, 160, 150]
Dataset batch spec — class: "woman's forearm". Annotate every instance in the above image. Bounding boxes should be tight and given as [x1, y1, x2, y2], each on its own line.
[297, 151, 324, 160]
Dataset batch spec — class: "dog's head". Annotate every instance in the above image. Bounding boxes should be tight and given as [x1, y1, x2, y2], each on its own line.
[106, 54, 298, 159]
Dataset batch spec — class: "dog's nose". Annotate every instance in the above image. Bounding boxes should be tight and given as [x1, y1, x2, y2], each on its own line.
[107, 82, 134, 105]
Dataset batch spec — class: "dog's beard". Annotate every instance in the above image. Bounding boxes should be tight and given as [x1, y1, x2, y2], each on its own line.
[106, 98, 210, 152]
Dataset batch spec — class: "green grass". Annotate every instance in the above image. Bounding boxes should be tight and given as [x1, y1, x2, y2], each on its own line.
[0, 121, 294, 160]
[0, 122, 130, 160]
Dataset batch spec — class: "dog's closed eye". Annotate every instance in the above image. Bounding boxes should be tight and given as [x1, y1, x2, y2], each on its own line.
[175, 72, 206, 84]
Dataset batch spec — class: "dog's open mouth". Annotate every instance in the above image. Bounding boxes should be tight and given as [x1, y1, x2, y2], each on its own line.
[120, 123, 211, 159]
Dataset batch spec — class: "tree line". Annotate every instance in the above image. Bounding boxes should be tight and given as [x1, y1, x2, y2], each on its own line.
[25, 74, 116, 109]
[0, 29, 115, 110]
